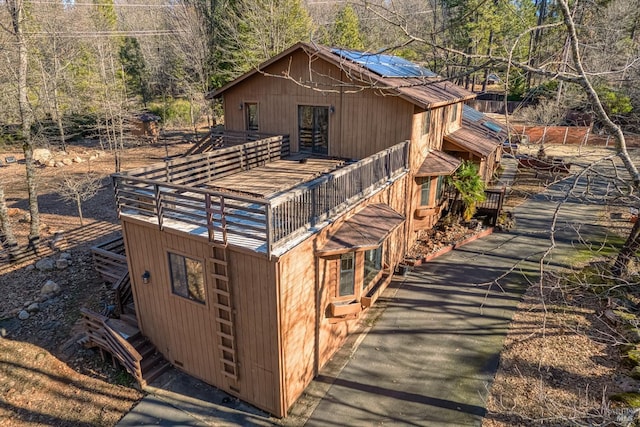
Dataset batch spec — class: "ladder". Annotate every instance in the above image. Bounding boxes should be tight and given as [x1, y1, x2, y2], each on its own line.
[206, 196, 239, 383]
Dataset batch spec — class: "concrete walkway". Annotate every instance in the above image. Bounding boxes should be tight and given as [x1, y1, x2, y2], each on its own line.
[118, 158, 616, 426]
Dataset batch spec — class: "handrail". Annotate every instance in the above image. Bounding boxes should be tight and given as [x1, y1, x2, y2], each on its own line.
[80, 308, 143, 384]
[114, 139, 409, 258]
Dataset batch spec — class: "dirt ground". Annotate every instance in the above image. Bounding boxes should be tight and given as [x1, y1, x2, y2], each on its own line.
[485, 144, 640, 426]
[0, 133, 196, 426]
[0, 138, 639, 426]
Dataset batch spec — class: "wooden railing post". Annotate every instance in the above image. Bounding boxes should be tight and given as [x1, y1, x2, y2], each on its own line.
[266, 203, 273, 259]
[154, 184, 163, 230]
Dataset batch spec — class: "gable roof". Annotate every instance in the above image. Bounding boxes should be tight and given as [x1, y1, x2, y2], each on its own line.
[209, 42, 476, 109]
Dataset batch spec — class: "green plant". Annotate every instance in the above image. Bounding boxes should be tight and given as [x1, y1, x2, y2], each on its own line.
[112, 367, 135, 386]
[147, 98, 195, 128]
[449, 161, 486, 221]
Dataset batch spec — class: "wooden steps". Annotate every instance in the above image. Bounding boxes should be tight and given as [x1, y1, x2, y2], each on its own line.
[80, 308, 170, 388]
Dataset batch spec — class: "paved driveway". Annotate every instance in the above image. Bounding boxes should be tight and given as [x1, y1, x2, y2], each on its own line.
[305, 159, 612, 426]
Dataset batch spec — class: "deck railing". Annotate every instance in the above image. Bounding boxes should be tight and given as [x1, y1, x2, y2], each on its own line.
[91, 236, 128, 285]
[113, 138, 409, 257]
[126, 134, 290, 186]
[185, 129, 282, 155]
[269, 141, 409, 244]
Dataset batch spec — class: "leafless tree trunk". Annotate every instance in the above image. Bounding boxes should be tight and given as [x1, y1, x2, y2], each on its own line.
[5, 0, 40, 245]
[0, 185, 18, 261]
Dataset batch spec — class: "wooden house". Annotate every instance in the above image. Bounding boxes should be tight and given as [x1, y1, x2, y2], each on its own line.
[106, 43, 504, 417]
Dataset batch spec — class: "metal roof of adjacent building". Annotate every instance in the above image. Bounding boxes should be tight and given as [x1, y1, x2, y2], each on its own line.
[444, 105, 507, 157]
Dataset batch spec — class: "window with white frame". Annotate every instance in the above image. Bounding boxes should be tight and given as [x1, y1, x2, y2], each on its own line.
[364, 245, 383, 285]
[339, 252, 355, 297]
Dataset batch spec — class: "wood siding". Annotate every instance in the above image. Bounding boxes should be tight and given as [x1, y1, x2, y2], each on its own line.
[222, 50, 414, 159]
[275, 174, 408, 413]
[121, 219, 283, 416]
[406, 105, 456, 233]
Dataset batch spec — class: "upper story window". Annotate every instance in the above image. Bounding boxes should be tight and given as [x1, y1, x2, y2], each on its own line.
[451, 104, 458, 123]
[168, 252, 205, 304]
[339, 252, 355, 296]
[421, 110, 431, 136]
[299, 105, 329, 155]
[245, 103, 258, 131]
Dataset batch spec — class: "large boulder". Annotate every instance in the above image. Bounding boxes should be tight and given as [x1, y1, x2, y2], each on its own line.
[40, 280, 61, 299]
[33, 148, 52, 163]
[35, 258, 55, 272]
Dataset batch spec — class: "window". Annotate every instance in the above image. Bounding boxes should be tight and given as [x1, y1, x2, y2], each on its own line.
[339, 252, 355, 296]
[245, 103, 258, 131]
[436, 175, 445, 202]
[364, 246, 382, 285]
[298, 105, 329, 154]
[168, 252, 205, 304]
[420, 177, 431, 206]
[451, 104, 458, 123]
[421, 110, 430, 135]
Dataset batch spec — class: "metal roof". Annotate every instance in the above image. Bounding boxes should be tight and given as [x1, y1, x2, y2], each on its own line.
[482, 121, 503, 133]
[332, 48, 437, 78]
[462, 105, 485, 123]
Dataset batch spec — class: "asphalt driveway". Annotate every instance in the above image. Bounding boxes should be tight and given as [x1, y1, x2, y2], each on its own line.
[304, 158, 612, 426]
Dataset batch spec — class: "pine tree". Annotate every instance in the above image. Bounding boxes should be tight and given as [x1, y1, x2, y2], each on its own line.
[330, 4, 364, 50]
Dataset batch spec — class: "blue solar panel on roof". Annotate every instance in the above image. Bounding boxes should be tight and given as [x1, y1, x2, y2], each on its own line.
[482, 121, 503, 133]
[332, 48, 437, 78]
[463, 105, 484, 123]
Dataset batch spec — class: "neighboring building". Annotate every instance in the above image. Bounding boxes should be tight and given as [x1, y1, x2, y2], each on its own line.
[103, 43, 504, 417]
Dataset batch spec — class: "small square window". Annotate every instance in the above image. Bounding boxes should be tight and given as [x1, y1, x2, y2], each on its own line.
[169, 252, 205, 304]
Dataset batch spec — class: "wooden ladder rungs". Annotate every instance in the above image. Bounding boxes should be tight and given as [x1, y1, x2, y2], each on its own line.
[215, 317, 233, 327]
[212, 288, 230, 297]
[216, 331, 236, 341]
[222, 371, 238, 380]
[213, 303, 233, 312]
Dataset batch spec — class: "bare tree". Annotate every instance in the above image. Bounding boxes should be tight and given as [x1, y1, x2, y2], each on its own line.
[1, 0, 41, 246]
[0, 185, 18, 261]
[57, 173, 103, 226]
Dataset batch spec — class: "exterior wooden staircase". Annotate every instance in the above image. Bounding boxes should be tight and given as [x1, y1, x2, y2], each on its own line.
[80, 308, 170, 387]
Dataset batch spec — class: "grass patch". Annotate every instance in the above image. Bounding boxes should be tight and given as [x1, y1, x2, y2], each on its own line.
[610, 392, 640, 408]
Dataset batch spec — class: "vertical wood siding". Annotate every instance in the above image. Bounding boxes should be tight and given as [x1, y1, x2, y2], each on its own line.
[222, 50, 414, 159]
[122, 219, 283, 416]
[275, 175, 408, 412]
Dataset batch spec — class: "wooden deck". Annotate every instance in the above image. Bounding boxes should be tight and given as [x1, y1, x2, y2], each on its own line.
[207, 157, 346, 198]
[114, 135, 409, 257]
